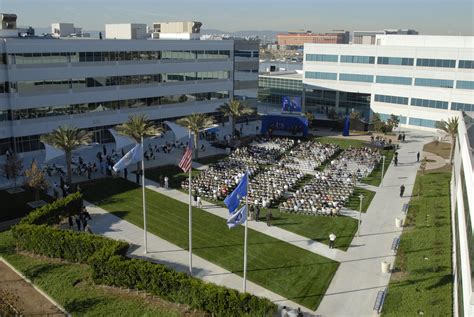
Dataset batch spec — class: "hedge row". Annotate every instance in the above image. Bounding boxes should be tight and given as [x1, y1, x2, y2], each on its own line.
[20, 192, 83, 225]
[12, 224, 129, 263]
[90, 251, 277, 316]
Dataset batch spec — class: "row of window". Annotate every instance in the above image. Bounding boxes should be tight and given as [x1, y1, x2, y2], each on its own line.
[376, 75, 412, 85]
[377, 114, 437, 128]
[451, 102, 474, 112]
[374, 94, 409, 105]
[306, 53, 473, 69]
[411, 98, 449, 109]
[457, 80, 474, 90]
[339, 73, 374, 82]
[11, 50, 233, 64]
[5, 91, 229, 121]
[259, 77, 303, 91]
[305, 71, 338, 80]
[414, 78, 454, 88]
[378, 113, 407, 125]
[13, 71, 230, 94]
[234, 50, 259, 58]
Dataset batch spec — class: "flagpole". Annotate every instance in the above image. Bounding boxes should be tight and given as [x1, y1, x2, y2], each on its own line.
[243, 169, 249, 292]
[188, 130, 193, 275]
[141, 135, 147, 254]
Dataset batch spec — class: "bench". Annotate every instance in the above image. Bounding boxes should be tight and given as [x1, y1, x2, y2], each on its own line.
[373, 288, 387, 314]
[391, 237, 400, 252]
[402, 203, 409, 214]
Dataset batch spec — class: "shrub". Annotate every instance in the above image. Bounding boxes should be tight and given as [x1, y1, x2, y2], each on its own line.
[89, 252, 277, 316]
[11, 224, 129, 263]
[20, 192, 83, 225]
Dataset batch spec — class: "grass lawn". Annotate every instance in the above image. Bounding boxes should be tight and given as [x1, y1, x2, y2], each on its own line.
[423, 141, 451, 160]
[1, 188, 53, 222]
[361, 149, 394, 187]
[145, 165, 201, 189]
[194, 154, 229, 165]
[258, 209, 357, 251]
[81, 178, 339, 310]
[0, 231, 189, 317]
[314, 136, 366, 149]
[346, 187, 376, 213]
[382, 169, 452, 316]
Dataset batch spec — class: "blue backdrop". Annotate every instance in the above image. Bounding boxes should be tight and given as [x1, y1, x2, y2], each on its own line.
[261, 115, 309, 137]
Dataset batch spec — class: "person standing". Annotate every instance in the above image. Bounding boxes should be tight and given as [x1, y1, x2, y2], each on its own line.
[329, 233, 336, 249]
[400, 184, 405, 197]
[124, 167, 128, 180]
[402, 132, 406, 142]
[417, 152, 420, 162]
[135, 170, 140, 184]
[266, 209, 273, 226]
[102, 144, 107, 155]
[75, 216, 82, 231]
[68, 215, 74, 230]
[255, 204, 260, 222]
[394, 156, 398, 166]
[164, 176, 169, 189]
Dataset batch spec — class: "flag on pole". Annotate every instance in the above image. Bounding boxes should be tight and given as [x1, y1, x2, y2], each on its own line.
[179, 136, 193, 172]
[224, 172, 248, 214]
[112, 143, 142, 172]
[227, 205, 247, 229]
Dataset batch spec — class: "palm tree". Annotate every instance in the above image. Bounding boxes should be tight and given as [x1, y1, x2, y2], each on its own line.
[436, 116, 459, 164]
[116, 114, 163, 172]
[41, 126, 92, 185]
[177, 113, 215, 159]
[217, 100, 254, 137]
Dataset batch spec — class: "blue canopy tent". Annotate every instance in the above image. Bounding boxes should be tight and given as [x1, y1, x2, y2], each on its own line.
[260, 114, 309, 137]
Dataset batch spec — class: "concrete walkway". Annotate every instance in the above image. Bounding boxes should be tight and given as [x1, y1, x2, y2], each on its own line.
[84, 200, 312, 315]
[315, 130, 435, 317]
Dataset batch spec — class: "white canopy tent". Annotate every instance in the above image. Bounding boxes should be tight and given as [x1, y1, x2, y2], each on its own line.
[108, 129, 136, 149]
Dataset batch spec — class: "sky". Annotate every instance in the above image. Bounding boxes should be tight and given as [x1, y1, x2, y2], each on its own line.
[0, 0, 472, 35]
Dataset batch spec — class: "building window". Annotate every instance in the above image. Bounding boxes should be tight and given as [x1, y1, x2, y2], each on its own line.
[411, 98, 449, 109]
[306, 54, 338, 62]
[456, 80, 474, 90]
[408, 117, 438, 128]
[305, 71, 337, 80]
[378, 113, 407, 124]
[451, 102, 474, 111]
[414, 78, 454, 88]
[459, 60, 474, 69]
[416, 58, 456, 68]
[235, 50, 252, 58]
[374, 94, 409, 105]
[377, 56, 414, 66]
[376, 75, 412, 85]
[340, 55, 375, 64]
[339, 73, 373, 83]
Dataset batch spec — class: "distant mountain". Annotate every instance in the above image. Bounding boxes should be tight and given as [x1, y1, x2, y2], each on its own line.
[202, 29, 281, 41]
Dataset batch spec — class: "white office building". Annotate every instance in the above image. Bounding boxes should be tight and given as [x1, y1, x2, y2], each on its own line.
[303, 35, 474, 130]
[0, 25, 259, 154]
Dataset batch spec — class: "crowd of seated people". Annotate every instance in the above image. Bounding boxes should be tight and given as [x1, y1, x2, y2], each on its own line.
[326, 146, 381, 179]
[279, 140, 340, 172]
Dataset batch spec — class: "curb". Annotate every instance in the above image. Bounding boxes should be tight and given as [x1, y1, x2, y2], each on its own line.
[0, 256, 70, 316]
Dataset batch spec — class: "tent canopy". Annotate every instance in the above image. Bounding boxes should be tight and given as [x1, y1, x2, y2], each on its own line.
[108, 129, 136, 149]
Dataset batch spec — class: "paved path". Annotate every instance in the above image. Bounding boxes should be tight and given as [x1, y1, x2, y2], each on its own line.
[315, 130, 435, 317]
[84, 201, 313, 315]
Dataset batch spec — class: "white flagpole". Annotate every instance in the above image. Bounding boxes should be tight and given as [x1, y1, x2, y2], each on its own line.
[141, 135, 148, 254]
[188, 130, 193, 274]
[243, 169, 249, 292]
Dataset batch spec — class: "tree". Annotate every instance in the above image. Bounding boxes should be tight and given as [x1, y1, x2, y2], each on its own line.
[41, 126, 92, 185]
[372, 113, 385, 133]
[387, 114, 400, 131]
[217, 100, 254, 137]
[177, 113, 215, 159]
[116, 114, 163, 172]
[24, 161, 49, 201]
[436, 116, 459, 164]
[4, 152, 23, 188]
[304, 112, 314, 127]
[349, 111, 361, 120]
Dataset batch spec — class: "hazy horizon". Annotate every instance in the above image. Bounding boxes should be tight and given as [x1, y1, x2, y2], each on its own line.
[0, 0, 473, 35]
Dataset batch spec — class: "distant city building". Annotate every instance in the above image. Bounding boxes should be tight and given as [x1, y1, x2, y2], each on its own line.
[352, 29, 418, 45]
[51, 23, 89, 38]
[277, 30, 349, 47]
[105, 23, 148, 40]
[151, 21, 201, 40]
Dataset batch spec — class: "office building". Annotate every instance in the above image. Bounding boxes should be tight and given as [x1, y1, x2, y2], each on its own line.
[277, 30, 349, 47]
[352, 29, 418, 45]
[0, 16, 259, 154]
[303, 35, 474, 129]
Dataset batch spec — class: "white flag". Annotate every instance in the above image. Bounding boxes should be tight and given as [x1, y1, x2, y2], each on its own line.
[113, 143, 142, 172]
[227, 205, 247, 229]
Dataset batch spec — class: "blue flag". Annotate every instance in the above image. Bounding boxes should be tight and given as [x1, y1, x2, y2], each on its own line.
[227, 205, 247, 229]
[224, 172, 248, 214]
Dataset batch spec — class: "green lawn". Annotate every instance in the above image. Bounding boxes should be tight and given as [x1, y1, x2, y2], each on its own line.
[81, 178, 339, 310]
[382, 169, 452, 316]
[258, 209, 357, 251]
[314, 136, 366, 149]
[1, 188, 53, 222]
[346, 187, 376, 213]
[0, 231, 185, 316]
[361, 149, 394, 186]
[145, 165, 201, 189]
[194, 154, 229, 165]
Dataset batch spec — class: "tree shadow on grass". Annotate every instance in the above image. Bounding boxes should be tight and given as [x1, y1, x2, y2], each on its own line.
[64, 298, 103, 314]
[426, 274, 453, 290]
[24, 263, 63, 280]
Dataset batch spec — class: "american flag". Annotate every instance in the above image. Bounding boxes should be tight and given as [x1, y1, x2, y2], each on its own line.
[179, 136, 193, 172]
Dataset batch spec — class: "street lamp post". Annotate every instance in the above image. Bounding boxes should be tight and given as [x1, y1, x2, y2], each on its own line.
[358, 194, 364, 237]
[381, 155, 385, 187]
